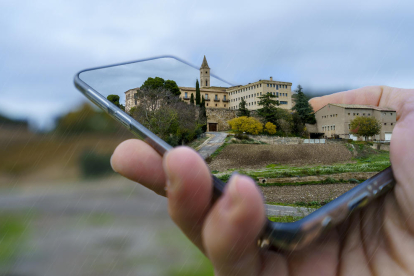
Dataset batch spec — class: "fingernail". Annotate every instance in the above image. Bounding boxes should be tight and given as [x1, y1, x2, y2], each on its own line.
[163, 151, 178, 191]
[110, 154, 117, 172]
[221, 174, 242, 211]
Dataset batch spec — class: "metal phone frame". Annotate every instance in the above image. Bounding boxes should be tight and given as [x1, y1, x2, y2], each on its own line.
[74, 55, 396, 251]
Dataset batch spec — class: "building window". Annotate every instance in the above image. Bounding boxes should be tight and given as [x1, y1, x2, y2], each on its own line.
[348, 113, 350, 116]
[384, 123, 387, 125]
[206, 80, 208, 86]
[391, 123, 393, 125]
[215, 95, 218, 100]
[267, 84, 269, 87]
[368, 113, 371, 116]
[206, 103, 208, 106]
[215, 104, 217, 107]
[205, 94, 208, 99]
[224, 104, 226, 107]
[363, 113, 365, 116]
[224, 95, 226, 100]
[185, 92, 188, 98]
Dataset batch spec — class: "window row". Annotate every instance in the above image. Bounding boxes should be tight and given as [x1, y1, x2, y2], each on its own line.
[323, 125, 335, 131]
[267, 84, 287, 89]
[348, 112, 371, 116]
[322, 114, 338, 118]
[229, 84, 262, 95]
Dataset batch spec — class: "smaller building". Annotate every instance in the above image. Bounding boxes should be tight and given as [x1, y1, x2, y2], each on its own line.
[124, 87, 140, 113]
[314, 104, 396, 141]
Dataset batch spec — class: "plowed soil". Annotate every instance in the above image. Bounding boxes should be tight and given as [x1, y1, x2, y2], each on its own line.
[261, 183, 358, 204]
[209, 144, 353, 171]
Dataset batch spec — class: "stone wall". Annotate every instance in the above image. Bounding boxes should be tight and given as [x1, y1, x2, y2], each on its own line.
[247, 135, 303, 144]
[206, 108, 236, 131]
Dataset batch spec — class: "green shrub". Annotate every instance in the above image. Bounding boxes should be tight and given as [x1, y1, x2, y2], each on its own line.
[79, 151, 113, 178]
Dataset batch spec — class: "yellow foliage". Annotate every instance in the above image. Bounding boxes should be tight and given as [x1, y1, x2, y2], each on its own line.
[228, 116, 263, 135]
[265, 122, 277, 135]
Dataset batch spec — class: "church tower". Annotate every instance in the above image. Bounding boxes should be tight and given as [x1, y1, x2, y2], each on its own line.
[200, 55, 210, 88]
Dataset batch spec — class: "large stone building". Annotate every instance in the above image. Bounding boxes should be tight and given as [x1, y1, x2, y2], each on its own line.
[314, 103, 396, 141]
[180, 56, 293, 111]
[125, 56, 293, 131]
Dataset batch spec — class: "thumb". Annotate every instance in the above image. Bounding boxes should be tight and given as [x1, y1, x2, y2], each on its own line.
[202, 174, 266, 276]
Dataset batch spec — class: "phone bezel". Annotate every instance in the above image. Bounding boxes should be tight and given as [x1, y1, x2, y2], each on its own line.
[74, 55, 396, 251]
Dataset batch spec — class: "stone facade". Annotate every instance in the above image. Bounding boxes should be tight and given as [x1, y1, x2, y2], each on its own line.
[206, 108, 237, 132]
[124, 88, 139, 113]
[314, 104, 396, 141]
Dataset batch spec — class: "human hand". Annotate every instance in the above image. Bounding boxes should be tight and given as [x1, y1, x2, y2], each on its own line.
[110, 86, 414, 275]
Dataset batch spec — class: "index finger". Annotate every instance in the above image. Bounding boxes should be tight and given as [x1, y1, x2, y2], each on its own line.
[309, 86, 409, 120]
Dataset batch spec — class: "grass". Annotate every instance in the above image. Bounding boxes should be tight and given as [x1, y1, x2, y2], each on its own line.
[268, 216, 303, 223]
[212, 144, 389, 184]
[258, 177, 366, 187]
[205, 136, 232, 163]
[187, 135, 210, 149]
[0, 215, 27, 267]
[267, 200, 332, 209]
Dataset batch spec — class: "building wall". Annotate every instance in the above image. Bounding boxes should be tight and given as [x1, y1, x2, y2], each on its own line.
[180, 88, 230, 109]
[124, 89, 138, 113]
[227, 78, 292, 111]
[315, 104, 396, 140]
[206, 108, 236, 131]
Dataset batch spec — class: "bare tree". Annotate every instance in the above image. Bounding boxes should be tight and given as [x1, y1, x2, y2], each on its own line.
[130, 86, 199, 143]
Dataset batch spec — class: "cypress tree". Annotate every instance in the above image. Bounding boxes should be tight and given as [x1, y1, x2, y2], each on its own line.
[195, 79, 201, 105]
[292, 85, 316, 124]
[190, 93, 195, 105]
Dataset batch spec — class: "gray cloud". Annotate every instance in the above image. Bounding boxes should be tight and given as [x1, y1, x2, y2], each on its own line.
[1, 0, 413, 129]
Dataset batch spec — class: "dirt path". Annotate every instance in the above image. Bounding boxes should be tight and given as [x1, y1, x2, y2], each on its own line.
[261, 183, 358, 204]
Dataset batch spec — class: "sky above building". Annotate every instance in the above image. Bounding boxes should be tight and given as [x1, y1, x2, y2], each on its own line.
[1, 0, 413, 129]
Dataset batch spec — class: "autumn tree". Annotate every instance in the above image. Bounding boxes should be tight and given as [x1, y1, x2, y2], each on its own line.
[291, 85, 316, 124]
[350, 116, 381, 141]
[237, 98, 250, 117]
[228, 116, 263, 135]
[264, 122, 277, 135]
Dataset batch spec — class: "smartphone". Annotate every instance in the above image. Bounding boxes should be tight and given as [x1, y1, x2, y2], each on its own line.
[74, 56, 396, 251]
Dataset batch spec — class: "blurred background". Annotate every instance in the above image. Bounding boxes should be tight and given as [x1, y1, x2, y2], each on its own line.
[1, 0, 413, 275]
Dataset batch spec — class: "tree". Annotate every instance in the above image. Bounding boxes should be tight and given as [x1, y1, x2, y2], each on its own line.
[237, 98, 250, 117]
[292, 112, 307, 137]
[195, 79, 201, 105]
[190, 93, 195, 105]
[257, 92, 279, 123]
[350, 116, 381, 141]
[264, 122, 277, 135]
[164, 80, 181, 96]
[201, 97, 205, 108]
[140, 77, 181, 96]
[130, 86, 202, 146]
[291, 85, 316, 124]
[228, 116, 263, 135]
[107, 94, 125, 110]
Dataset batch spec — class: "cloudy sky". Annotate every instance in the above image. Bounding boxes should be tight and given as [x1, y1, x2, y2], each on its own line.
[1, 0, 413, 129]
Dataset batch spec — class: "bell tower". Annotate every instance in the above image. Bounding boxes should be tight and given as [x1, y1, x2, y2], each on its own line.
[200, 55, 210, 88]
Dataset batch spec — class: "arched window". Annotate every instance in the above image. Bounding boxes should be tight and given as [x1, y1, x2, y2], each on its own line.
[206, 80, 208, 86]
